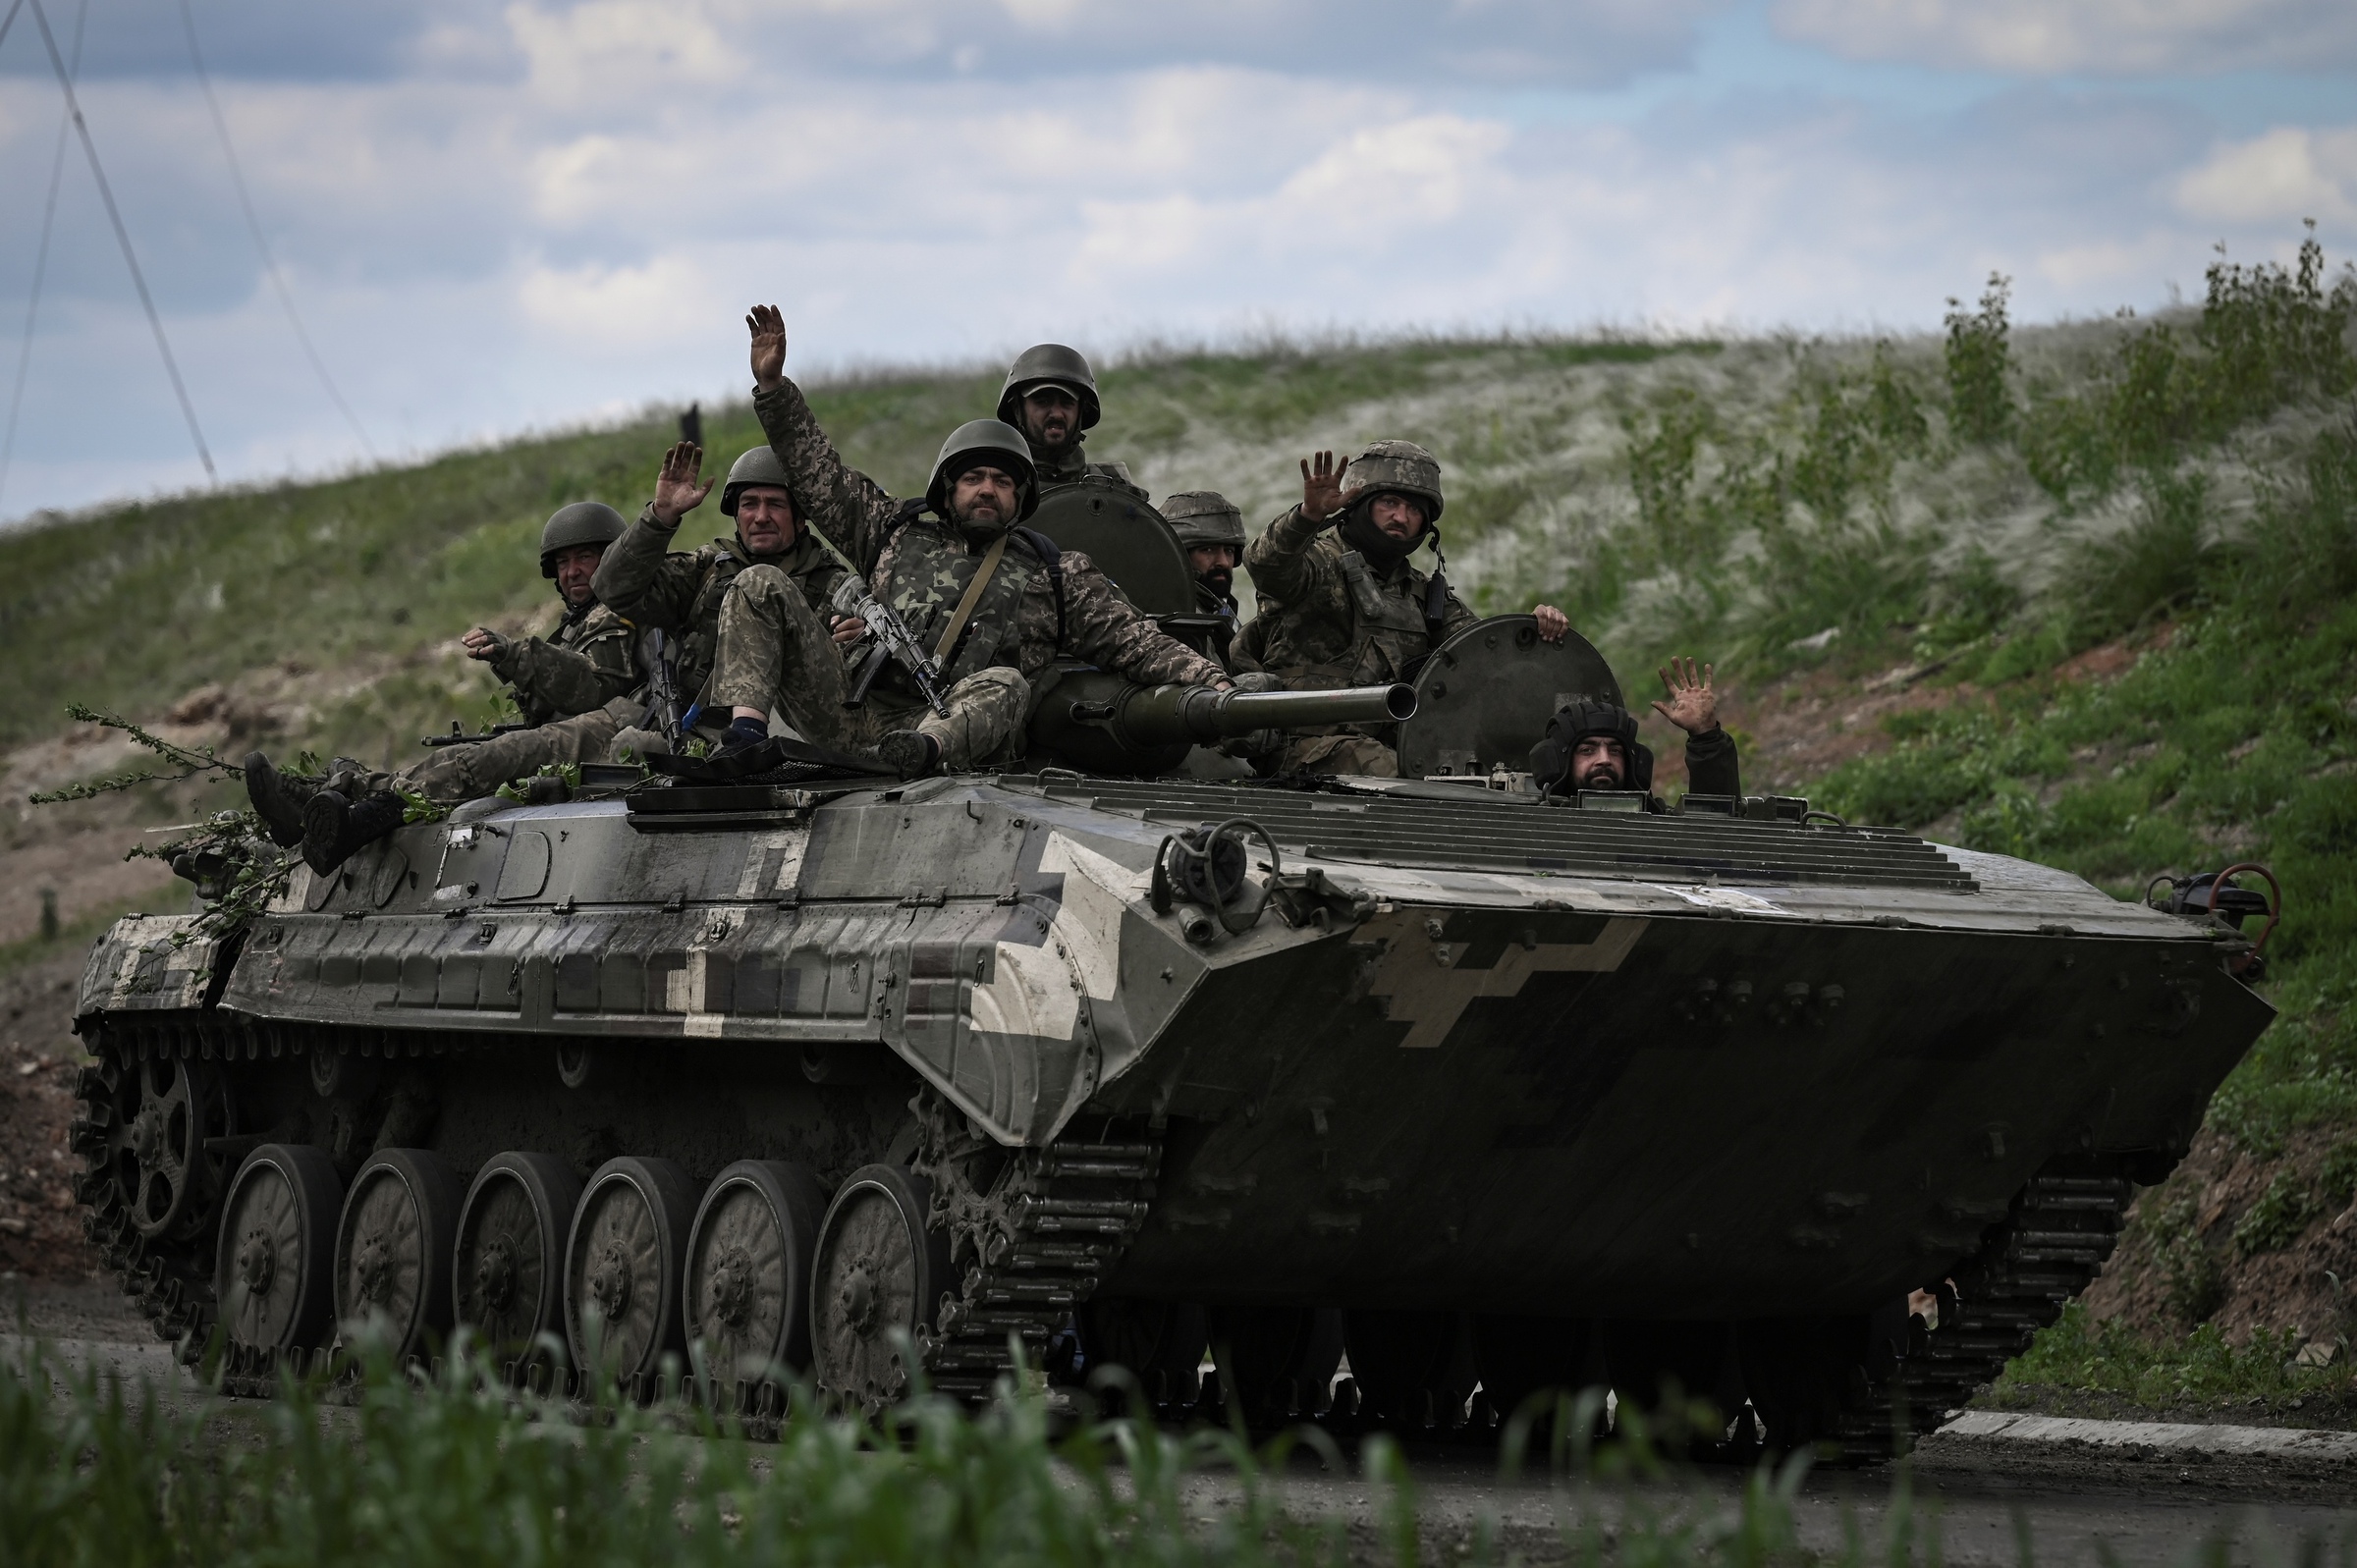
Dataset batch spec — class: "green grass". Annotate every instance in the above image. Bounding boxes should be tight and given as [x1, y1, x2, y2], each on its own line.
[0, 1343, 1919, 1568]
[1993, 1303, 2351, 1415]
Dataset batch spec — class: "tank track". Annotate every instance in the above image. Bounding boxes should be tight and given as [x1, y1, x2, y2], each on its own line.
[69, 1018, 232, 1355]
[911, 1092, 1161, 1403]
[1836, 1160, 2134, 1460]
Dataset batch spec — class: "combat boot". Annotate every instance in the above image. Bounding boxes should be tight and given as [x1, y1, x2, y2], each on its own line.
[874, 730, 941, 781]
[244, 751, 320, 848]
[301, 788, 409, 876]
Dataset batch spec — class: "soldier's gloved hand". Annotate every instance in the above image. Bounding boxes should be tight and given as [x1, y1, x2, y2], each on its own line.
[1228, 672, 1285, 694]
[462, 627, 511, 664]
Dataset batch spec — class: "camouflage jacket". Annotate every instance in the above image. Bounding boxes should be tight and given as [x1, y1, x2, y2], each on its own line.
[1034, 440, 1145, 500]
[590, 504, 845, 705]
[751, 380, 1221, 697]
[1241, 504, 1476, 687]
[1195, 578, 1239, 668]
[488, 600, 638, 727]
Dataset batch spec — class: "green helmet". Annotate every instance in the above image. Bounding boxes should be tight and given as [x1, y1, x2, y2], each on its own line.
[1344, 440, 1445, 523]
[996, 344, 1101, 431]
[1162, 491, 1245, 552]
[720, 446, 793, 517]
[926, 419, 1039, 524]
[538, 502, 627, 578]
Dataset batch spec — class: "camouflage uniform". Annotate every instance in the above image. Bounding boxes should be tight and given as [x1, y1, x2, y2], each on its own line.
[1034, 442, 1147, 500]
[1242, 502, 1474, 777]
[490, 600, 638, 727]
[349, 602, 643, 805]
[590, 504, 847, 729]
[716, 380, 1223, 770]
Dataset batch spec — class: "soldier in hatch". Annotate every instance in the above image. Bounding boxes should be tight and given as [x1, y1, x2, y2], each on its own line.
[707, 304, 1230, 779]
[1163, 490, 1246, 666]
[996, 344, 1144, 500]
[1526, 658, 1742, 806]
[592, 443, 865, 755]
[1242, 444, 1570, 777]
[243, 502, 643, 872]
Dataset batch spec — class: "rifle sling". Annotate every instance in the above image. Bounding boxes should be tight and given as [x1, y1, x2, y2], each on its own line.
[931, 532, 1010, 671]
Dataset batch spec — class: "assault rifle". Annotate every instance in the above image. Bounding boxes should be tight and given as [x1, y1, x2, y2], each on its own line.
[799, 519, 951, 720]
[421, 720, 529, 747]
[637, 625, 685, 745]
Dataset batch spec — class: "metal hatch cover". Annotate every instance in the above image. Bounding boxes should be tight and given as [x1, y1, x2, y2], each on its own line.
[1025, 479, 1192, 613]
[1398, 616, 1624, 778]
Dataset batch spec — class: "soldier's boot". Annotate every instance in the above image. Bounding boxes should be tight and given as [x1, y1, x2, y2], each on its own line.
[874, 730, 941, 782]
[243, 751, 319, 848]
[301, 788, 408, 876]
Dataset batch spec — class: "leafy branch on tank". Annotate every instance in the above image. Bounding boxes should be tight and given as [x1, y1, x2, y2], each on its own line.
[26, 702, 251, 804]
[27, 703, 293, 947]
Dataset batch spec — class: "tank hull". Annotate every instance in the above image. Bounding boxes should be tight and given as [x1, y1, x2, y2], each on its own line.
[72, 771, 2271, 1440]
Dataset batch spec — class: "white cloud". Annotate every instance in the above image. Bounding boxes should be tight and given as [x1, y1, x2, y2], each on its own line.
[4, 0, 2356, 524]
[1772, 0, 2357, 76]
[2175, 126, 2357, 225]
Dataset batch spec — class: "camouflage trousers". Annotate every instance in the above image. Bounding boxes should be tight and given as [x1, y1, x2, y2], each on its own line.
[348, 696, 636, 804]
[1265, 732, 1399, 779]
[711, 564, 1031, 770]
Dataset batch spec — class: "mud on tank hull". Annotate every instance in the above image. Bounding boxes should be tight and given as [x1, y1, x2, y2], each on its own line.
[69, 771, 2273, 1454]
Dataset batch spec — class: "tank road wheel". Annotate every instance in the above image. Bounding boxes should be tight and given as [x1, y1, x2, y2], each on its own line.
[333, 1150, 463, 1363]
[215, 1145, 343, 1359]
[564, 1157, 697, 1389]
[1474, 1314, 1602, 1436]
[1207, 1306, 1344, 1429]
[1604, 1319, 1747, 1443]
[1737, 1306, 1915, 1456]
[1079, 1298, 1208, 1416]
[685, 1161, 826, 1391]
[103, 1054, 238, 1243]
[1345, 1310, 1467, 1432]
[454, 1152, 584, 1370]
[808, 1164, 953, 1416]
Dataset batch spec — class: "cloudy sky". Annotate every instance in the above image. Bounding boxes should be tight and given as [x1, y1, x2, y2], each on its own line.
[0, 0, 2352, 522]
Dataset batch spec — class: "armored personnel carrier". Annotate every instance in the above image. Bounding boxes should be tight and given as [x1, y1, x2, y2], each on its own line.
[68, 622, 2275, 1457]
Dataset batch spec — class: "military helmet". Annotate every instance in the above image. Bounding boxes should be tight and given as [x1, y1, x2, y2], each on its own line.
[1344, 440, 1445, 523]
[926, 418, 1040, 523]
[1528, 699, 1653, 795]
[538, 502, 627, 577]
[996, 344, 1101, 431]
[720, 446, 793, 517]
[1162, 491, 1245, 552]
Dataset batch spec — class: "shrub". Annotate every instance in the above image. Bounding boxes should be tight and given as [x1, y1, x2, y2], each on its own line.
[1944, 274, 2014, 445]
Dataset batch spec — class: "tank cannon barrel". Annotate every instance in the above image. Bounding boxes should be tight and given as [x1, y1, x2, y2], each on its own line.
[1074, 682, 1415, 746]
[1026, 672, 1414, 776]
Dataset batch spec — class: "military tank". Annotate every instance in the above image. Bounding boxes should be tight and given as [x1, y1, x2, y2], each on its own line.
[68, 624, 2276, 1457]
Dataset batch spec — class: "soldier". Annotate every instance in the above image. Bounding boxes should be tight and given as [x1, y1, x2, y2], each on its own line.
[592, 443, 865, 754]
[712, 305, 1229, 779]
[995, 343, 1144, 498]
[1527, 658, 1742, 804]
[244, 502, 643, 872]
[1162, 490, 1246, 665]
[1242, 444, 1570, 777]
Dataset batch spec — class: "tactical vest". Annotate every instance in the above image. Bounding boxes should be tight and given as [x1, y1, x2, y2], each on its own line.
[1267, 549, 1437, 690]
[868, 514, 1063, 704]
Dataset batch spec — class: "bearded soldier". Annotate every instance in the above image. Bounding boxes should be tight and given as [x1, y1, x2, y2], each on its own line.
[709, 305, 1229, 779]
[1527, 658, 1742, 805]
[995, 344, 1144, 500]
[1162, 491, 1246, 665]
[244, 502, 643, 872]
[591, 442, 863, 754]
[1243, 444, 1569, 777]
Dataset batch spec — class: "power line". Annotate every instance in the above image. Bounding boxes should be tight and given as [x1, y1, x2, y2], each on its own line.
[27, 0, 215, 482]
[178, 0, 373, 458]
[0, 0, 89, 513]
[0, 0, 24, 54]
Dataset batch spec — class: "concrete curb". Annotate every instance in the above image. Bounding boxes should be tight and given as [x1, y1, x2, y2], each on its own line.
[1943, 1409, 2357, 1461]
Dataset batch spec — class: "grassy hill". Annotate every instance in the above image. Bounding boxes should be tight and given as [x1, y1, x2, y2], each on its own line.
[2, 227, 2355, 1410]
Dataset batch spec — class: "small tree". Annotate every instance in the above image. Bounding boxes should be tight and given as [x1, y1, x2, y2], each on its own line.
[1946, 272, 2015, 445]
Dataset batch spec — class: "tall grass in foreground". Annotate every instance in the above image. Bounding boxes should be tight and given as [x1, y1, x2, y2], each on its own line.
[0, 1340, 1920, 1568]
